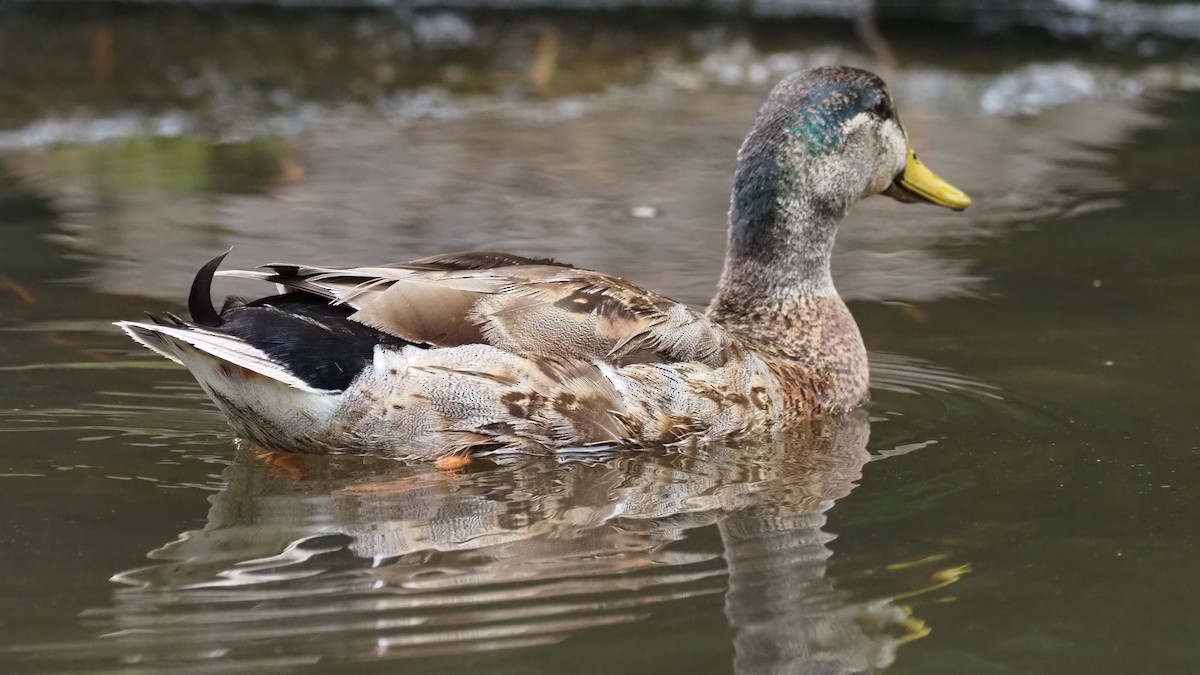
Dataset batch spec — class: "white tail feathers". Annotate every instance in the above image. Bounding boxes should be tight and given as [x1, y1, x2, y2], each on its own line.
[116, 320, 342, 450]
[115, 321, 333, 394]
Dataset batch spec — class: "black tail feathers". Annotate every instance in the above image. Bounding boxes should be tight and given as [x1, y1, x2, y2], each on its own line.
[188, 249, 232, 328]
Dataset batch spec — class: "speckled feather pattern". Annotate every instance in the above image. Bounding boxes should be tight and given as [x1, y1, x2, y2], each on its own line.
[327, 342, 790, 458]
[118, 66, 923, 460]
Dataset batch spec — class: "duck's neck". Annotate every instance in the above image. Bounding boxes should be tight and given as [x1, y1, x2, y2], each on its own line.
[706, 181, 869, 411]
[706, 149, 850, 332]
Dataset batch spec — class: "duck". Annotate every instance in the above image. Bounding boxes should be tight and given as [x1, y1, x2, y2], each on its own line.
[117, 65, 970, 464]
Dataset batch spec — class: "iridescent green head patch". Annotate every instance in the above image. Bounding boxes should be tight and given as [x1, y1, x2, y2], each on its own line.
[787, 85, 886, 156]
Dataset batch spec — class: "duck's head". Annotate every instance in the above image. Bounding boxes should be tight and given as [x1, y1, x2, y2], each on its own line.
[734, 66, 970, 219]
[725, 65, 970, 293]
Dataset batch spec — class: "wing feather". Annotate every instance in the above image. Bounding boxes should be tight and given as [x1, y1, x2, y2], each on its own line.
[216, 252, 739, 366]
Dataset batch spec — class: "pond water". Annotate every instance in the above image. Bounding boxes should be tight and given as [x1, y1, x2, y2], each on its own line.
[1, 14, 1199, 674]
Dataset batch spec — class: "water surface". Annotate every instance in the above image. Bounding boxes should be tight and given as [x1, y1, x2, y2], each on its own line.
[1, 25, 1199, 674]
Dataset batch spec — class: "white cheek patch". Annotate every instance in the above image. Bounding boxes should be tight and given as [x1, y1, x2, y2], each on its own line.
[882, 119, 907, 175]
[841, 111, 872, 137]
[843, 114, 908, 195]
[843, 113, 905, 170]
[835, 112, 910, 196]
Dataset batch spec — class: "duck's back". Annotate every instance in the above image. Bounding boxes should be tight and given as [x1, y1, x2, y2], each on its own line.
[222, 251, 740, 369]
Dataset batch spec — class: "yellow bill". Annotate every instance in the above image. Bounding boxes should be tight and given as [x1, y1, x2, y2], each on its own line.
[885, 138, 972, 211]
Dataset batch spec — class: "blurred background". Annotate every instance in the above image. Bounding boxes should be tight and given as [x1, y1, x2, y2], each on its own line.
[2, 0, 1199, 302]
[2, 1, 1200, 674]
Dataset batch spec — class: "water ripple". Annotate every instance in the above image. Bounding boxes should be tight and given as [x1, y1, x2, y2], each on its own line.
[2, 412, 963, 673]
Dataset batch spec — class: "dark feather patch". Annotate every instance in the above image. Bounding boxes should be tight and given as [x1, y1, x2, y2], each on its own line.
[218, 294, 414, 391]
[188, 250, 230, 327]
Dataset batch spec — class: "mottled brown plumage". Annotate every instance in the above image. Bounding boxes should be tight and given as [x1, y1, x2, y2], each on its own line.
[117, 66, 970, 460]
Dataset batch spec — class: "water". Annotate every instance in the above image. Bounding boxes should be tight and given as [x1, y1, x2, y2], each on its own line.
[2, 12, 1200, 673]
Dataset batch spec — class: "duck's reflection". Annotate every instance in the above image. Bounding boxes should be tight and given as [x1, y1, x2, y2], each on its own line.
[722, 504, 921, 675]
[94, 410, 923, 672]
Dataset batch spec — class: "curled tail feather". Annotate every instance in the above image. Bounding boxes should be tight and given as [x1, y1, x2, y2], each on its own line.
[188, 249, 232, 328]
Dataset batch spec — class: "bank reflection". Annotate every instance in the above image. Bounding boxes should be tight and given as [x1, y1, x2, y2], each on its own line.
[95, 410, 922, 672]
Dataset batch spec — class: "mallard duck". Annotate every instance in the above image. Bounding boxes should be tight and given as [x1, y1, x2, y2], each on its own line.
[117, 66, 970, 463]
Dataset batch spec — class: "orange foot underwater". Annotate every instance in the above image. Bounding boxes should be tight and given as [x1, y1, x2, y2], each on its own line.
[255, 450, 309, 480]
[434, 453, 472, 471]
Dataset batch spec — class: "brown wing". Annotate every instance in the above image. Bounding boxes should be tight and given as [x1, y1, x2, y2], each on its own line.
[469, 269, 736, 366]
[397, 250, 574, 271]
[217, 251, 737, 367]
